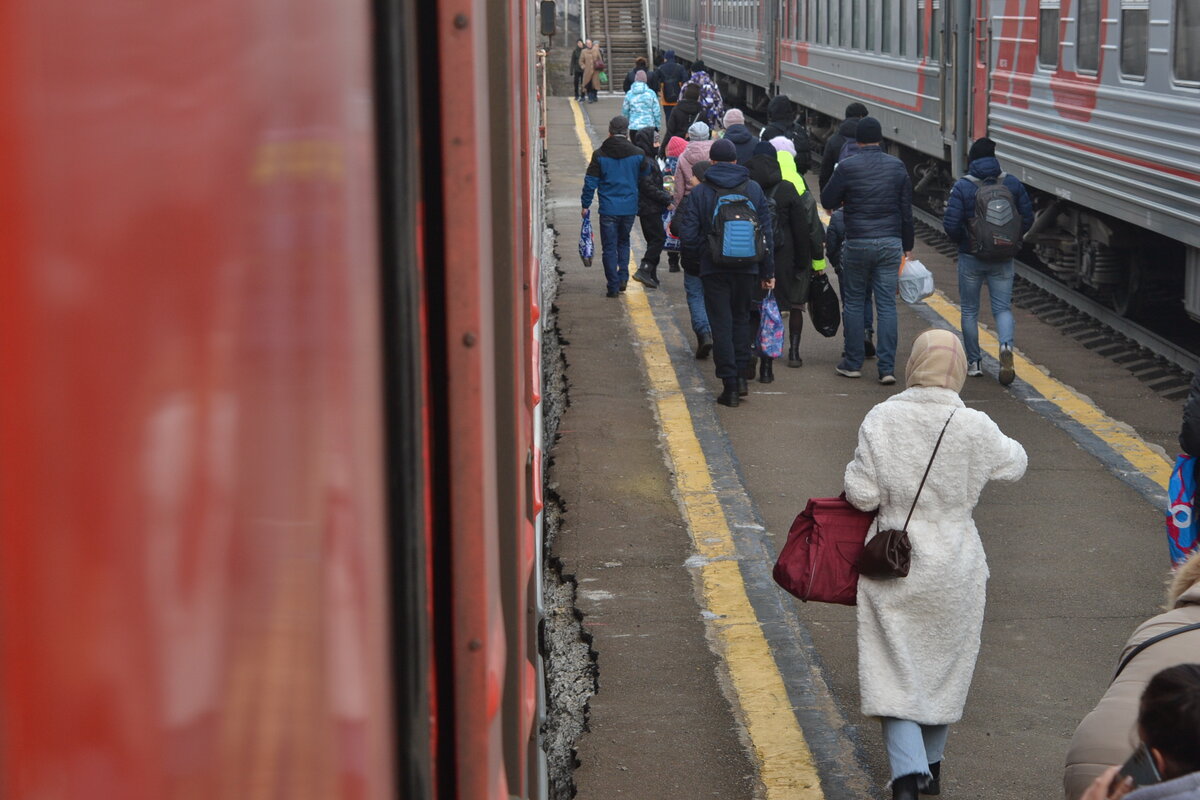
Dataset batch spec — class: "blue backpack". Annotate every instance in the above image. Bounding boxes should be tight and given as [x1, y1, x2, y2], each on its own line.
[708, 182, 765, 266]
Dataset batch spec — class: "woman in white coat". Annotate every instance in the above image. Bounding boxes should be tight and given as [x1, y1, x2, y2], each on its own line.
[844, 329, 1027, 799]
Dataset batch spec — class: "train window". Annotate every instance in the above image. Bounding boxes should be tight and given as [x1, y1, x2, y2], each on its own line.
[930, 0, 941, 61]
[841, 0, 851, 46]
[853, 0, 862, 49]
[867, 0, 877, 51]
[882, 0, 894, 53]
[900, 0, 911, 56]
[1177, 0, 1200, 82]
[1077, 0, 1100, 72]
[1039, 5, 1060, 68]
[917, 0, 924, 57]
[1120, 5, 1148, 79]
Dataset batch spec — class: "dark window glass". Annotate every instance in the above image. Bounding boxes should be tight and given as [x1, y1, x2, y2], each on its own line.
[917, 0, 925, 56]
[1039, 7, 1060, 67]
[1177, 0, 1200, 81]
[930, 0, 941, 61]
[867, 0, 877, 50]
[882, 0, 893, 53]
[1077, 0, 1100, 72]
[1120, 8, 1148, 78]
[841, 0, 851, 46]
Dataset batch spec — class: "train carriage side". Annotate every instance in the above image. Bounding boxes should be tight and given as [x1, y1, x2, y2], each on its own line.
[658, 0, 700, 63]
[694, 0, 775, 108]
[986, 0, 1200, 316]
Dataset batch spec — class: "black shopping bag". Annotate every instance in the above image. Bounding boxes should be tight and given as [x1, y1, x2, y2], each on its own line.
[808, 271, 840, 338]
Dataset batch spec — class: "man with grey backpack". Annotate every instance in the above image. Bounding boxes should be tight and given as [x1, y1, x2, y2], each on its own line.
[942, 137, 1034, 386]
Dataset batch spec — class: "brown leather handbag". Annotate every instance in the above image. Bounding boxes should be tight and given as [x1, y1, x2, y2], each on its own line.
[857, 410, 956, 580]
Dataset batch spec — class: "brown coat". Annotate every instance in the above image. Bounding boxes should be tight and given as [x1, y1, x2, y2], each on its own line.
[580, 45, 603, 91]
[1063, 552, 1200, 799]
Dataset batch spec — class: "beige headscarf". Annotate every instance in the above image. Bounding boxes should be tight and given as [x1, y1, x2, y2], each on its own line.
[905, 329, 967, 392]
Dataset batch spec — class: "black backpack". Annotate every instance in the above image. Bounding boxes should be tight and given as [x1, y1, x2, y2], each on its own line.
[708, 182, 766, 266]
[765, 184, 785, 251]
[965, 173, 1021, 261]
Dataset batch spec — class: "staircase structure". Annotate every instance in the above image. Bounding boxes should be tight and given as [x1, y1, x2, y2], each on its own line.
[585, 0, 650, 93]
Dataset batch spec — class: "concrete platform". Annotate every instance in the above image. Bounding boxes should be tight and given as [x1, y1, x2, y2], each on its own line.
[544, 93, 1183, 799]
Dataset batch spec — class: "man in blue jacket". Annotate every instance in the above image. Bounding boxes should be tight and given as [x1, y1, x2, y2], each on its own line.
[678, 138, 774, 407]
[942, 136, 1034, 386]
[582, 115, 651, 297]
[820, 116, 913, 385]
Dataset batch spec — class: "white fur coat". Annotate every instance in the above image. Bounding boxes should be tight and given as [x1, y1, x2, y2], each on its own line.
[844, 386, 1027, 724]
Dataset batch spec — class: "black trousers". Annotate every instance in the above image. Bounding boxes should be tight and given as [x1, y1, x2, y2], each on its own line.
[639, 212, 666, 266]
[702, 271, 756, 382]
[573, 71, 583, 98]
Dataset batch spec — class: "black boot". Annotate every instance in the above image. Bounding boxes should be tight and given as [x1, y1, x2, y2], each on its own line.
[921, 763, 940, 796]
[695, 331, 713, 359]
[737, 378, 749, 397]
[632, 261, 659, 289]
[758, 357, 774, 383]
[892, 774, 920, 800]
[787, 332, 802, 368]
[648, 262, 659, 287]
[716, 379, 739, 407]
[668, 253, 681, 273]
[864, 331, 876, 359]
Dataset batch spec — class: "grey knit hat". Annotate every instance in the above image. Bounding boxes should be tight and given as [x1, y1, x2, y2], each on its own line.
[688, 121, 710, 140]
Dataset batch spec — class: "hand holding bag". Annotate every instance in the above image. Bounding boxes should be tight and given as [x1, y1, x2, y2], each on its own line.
[579, 209, 594, 267]
[757, 290, 784, 358]
[857, 410, 956, 579]
[897, 257, 935, 304]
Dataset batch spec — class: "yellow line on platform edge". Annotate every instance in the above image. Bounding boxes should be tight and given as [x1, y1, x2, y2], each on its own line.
[567, 98, 823, 798]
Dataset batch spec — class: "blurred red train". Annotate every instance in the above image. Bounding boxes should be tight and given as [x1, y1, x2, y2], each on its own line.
[0, 0, 547, 798]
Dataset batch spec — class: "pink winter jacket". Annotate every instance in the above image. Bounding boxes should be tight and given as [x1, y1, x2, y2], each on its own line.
[672, 140, 714, 206]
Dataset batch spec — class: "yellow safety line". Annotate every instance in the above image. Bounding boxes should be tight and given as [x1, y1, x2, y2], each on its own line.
[568, 98, 824, 798]
[922, 290, 1172, 488]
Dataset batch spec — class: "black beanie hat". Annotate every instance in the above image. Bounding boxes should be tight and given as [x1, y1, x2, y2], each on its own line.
[856, 117, 882, 144]
[968, 137, 996, 162]
[710, 138, 737, 162]
[767, 95, 794, 121]
[845, 102, 869, 119]
[753, 141, 777, 157]
[609, 115, 629, 136]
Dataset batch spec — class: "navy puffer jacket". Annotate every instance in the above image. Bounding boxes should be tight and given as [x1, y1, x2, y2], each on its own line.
[819, 146, 914, 251]
[722, 124, 758, 165]
[677, 162, 775, 279]
[942, 156, 1035, 254]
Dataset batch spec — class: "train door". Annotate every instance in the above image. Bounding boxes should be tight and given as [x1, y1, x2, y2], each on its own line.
[971, 1, 990, 143]
[939, 0, 973, 169]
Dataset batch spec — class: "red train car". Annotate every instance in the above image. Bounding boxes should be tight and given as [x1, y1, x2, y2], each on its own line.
[0, 0, 546, 798]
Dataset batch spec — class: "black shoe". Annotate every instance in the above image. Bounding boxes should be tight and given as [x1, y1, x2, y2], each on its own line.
[892, 774, 920, 800]
[787, 333, 802, 368]
[864, 334, 876, 359]
[758, 358, 774, 383]
[619, 282, 627, 292]
[737, 378, 749, 397]
[605, 290, 619, 298]
[695, 331, 713, 359]
[740, 362, 757, 380]
[921, 763, 940, 796]
[716, 384, 739, 407]
[632, 265, 659, 289]
[668, 261, 681, 273]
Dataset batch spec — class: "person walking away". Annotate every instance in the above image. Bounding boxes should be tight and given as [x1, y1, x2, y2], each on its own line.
[824, 207, 876, 359]
[621, 71, 662, 134]
[685, 60, 725, 130]
[1064, 551, 1200, 799]
[819, 102, 869, 192]
[660, 83, 704, 157]
[761, 95, 814, 177]
[623, 56, 649, 93]
[671, 160, 714, 357]
[820, 117, 913, 385]
[677, 138, 774, 407]
[845, 328, 1027, 800]
[672, 121, 714, 207]
[570, 39, 586, 100]
[662, 135, 689, 273]
[747, 141, 825, 374]
[941, 136, 1033, 386]
[1077, 665, 1200, 800]
[581, 115, 650, 297]
[653, 50, 689, 126]
[579, 40, 602, 103]
[631, 127, 672, 289]
[721, 109, 758, 165]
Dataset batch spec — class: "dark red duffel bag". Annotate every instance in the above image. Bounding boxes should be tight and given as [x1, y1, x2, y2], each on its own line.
[772, 495, 876, 605]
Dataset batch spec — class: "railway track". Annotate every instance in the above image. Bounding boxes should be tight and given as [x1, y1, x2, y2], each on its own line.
[912, 208, 1196, 401]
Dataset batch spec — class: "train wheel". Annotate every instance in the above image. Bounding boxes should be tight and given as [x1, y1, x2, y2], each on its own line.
[1110, 258, 1145, 318]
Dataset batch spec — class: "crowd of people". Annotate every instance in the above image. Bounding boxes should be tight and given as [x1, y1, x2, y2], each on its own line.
[575, 56, 1200, 800]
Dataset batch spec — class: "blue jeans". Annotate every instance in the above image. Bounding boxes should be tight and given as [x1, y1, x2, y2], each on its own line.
[840, 237, 902, 377]
[833, 264, 874, 334]
[881, 718, 949, 781]
[684, 272, 710, 335]
[957, 252, 1014, 364]
[599, 214, 636, 293]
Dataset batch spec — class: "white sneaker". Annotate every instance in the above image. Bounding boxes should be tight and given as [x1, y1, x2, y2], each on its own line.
[967, 361, 983, 378]
[998, 345, 1016, 386]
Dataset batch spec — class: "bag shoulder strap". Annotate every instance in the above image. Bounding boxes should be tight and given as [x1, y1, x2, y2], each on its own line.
[901, 410, 956, 532]
[1113, 621, 1200, 682]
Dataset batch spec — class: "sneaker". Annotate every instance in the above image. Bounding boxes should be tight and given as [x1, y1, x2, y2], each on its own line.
[878, 374, 896, 385]
[967, 361, 983, 378]
[835, 362, 862, 378]
[998, 345, 1016, 386]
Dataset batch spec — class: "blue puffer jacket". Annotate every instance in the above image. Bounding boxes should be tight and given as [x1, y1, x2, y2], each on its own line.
[582, 134, 649, 217]
[621, 81, 663, 132]
[676, 161, 774, 278]
[942, 155, 1035, 254]
[723, 124, 758, 165]
[819, 146, 914, 251]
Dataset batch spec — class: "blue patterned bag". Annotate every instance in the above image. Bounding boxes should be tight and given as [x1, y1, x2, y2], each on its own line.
[1167, 453, 1199, 566]
[757, 291, 784, 359]
[663, 209, 680, 252]
[579, 209, 594, 266]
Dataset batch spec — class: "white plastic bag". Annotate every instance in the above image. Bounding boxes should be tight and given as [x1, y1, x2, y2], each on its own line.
[898, 258, 935, 304]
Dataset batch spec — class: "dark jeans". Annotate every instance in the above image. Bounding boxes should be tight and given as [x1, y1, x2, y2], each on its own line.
[639, 212, 666, 266]
[840, 237, 902, 377]
[599, 214, 636, 292]
[702, 271, 756, 382]
[573, 71, 583, 98]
